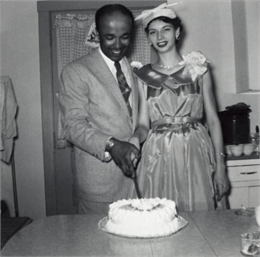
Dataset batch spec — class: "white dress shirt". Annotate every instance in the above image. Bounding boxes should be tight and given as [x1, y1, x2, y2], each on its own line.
[98, 48, 132, 107]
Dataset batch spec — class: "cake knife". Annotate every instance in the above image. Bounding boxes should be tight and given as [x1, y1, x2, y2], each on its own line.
[131, 152, 142, 199]
[132, 172, 142, 199]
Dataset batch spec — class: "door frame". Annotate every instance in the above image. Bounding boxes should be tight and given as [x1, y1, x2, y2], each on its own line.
[37, 0, 163, 216]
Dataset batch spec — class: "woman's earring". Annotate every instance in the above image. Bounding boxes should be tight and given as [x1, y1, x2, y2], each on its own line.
[176, 28, 181, 40]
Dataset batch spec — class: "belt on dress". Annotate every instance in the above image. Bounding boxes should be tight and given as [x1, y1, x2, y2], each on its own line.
[151, 116, 201, 128]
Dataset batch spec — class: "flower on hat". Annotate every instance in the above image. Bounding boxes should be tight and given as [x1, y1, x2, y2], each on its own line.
[135, 3, 175, 22]
[135, 2, 181, 28]
[179, 51, 209, 81]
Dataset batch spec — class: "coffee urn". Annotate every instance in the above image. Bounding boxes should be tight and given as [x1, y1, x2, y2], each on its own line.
[218, 102, 251, 145]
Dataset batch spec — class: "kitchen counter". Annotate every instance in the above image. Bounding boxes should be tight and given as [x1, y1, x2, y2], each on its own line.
[1, 210, 260, 257]
[226, 158, 260, 208]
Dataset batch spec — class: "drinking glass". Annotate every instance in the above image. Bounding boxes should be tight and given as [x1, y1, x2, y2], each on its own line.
[249, 133, 259, 155]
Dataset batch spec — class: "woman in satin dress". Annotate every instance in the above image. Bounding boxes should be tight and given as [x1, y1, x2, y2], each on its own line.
[128, 3, 230, 211]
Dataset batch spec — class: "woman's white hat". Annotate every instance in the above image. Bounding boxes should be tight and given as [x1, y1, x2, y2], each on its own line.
[135, 3, 180, 28]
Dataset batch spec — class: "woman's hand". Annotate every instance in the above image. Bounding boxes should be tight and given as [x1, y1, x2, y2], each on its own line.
[129, 136, 140, 150]
[128, 136, 140, 168]
[213, 164, 230, 201]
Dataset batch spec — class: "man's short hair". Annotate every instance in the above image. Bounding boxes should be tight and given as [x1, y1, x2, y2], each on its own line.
[95, 4, 134, 33]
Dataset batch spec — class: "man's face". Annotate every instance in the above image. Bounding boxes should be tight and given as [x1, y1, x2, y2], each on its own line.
[98, 12, 133, 62]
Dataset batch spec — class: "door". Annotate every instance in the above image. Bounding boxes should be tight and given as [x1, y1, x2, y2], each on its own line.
[51, 10, 98, 215]
[249, 186, 260, 207]
[38, 1, 161, 215]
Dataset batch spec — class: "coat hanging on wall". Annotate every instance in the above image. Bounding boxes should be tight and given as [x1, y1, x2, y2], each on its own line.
[0, 75, 19, 217]
[0, 76, 18, 163]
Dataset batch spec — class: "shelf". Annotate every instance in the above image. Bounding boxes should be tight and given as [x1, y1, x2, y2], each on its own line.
[226, 153, 259, 161]
[226, 153, 260, 167]
[227, 158, 260, 167]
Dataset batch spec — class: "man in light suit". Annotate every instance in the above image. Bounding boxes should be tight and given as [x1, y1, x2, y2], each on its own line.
[59, 4, 140, 214]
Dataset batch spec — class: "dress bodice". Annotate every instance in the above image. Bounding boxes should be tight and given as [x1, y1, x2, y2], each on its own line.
[134, 64, 205, 123]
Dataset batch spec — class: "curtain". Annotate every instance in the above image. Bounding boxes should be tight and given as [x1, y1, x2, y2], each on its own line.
[54, 11, 151, 149]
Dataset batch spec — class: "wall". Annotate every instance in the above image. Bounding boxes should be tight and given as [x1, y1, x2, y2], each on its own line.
[245, 0, 259, 92]
[219, 0, 259, 131]
[1, 0, 46, 220]
[169, 0, 260, 130]
[0, 0, 259, 220]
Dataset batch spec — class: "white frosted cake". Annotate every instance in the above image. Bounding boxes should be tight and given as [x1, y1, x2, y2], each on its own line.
[102, 198, 183, 238]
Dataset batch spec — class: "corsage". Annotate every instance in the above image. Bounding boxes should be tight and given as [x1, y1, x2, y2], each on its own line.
[130, 61, 143, 70]
[179, 51, 209, 81]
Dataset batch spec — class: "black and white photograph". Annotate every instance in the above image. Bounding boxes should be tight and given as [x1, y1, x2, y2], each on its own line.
[1, 0, 260, 256]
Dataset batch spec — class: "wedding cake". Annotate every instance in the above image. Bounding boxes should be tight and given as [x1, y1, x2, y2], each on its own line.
[99, 198, 186, 238]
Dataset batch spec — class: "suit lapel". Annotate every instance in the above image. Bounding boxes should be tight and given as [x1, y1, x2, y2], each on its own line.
[125, 58, 138, 131]
[90, 51, 132, 126]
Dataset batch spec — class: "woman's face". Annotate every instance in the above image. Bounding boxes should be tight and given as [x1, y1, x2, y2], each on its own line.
[147, 19, 177, 53]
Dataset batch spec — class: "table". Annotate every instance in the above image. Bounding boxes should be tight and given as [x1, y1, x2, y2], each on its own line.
[1, 210, 259, 256]
[1, 217, 32, 249]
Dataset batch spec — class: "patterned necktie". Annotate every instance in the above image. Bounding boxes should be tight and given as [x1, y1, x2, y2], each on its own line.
[114, 61, 132, 118]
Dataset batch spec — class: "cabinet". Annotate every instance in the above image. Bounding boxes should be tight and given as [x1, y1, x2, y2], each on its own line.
[226, 158, 260, 209]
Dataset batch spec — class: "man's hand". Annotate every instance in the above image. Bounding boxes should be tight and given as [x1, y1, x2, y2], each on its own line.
[109, 138, 140, 177]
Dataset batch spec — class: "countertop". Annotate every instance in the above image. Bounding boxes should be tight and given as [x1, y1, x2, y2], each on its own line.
[1, 210, 260, 257]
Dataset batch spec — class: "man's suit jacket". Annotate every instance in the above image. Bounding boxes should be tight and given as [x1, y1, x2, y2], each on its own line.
[59, 49, 138, 203]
